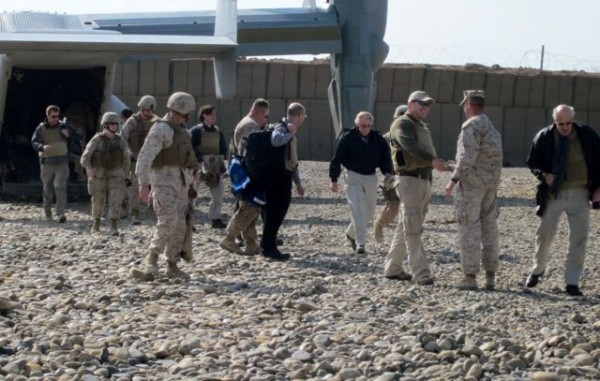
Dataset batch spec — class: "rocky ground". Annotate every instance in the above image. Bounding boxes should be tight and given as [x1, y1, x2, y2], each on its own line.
[1, 162, 600, 381]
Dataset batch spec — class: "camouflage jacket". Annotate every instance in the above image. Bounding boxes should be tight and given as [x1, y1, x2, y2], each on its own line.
[135, 121, 196, 188]
[452, 113, 503, 188]
[80, 131, 130, 178]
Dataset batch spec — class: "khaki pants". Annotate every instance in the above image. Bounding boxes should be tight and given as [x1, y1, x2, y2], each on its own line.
[225, 199, 260, 244]
[344, 170, 379, 246]
[40, 162, 69, 217]
[384, 176, 432, 280]
[531, 186, 589, 285]
[454, 184, 499, 276]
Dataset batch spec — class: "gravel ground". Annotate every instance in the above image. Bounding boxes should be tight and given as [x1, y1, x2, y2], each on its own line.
[0, 162, 599, 381]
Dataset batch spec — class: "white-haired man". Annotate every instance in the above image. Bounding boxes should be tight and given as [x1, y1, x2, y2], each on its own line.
[525, 104, 600, 297]
[329, 111, 394, 254]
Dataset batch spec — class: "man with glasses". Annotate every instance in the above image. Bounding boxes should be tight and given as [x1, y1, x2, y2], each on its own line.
[130, 92, 199, 281]
[220, 98, 270, 256]
[525, 104, 600, 297]
[80, 112, 130, 236]
[329, 111, 393, 254]
[31, 105, 71, 223]
[121, 95, 160, 223]
[260, 102, 307, 260]
[383, 91, 447, 285]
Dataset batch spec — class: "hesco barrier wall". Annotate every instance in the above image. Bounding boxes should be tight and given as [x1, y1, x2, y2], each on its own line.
[114, 59, 600, 166]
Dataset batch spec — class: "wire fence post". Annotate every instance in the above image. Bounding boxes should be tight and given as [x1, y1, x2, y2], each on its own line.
[540, 45, 545, 72]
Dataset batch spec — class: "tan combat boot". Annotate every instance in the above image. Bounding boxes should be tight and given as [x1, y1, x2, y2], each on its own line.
[454, 274, 478, 290]
[91, 218, 101, 234]
[165, 262, 190, 280]
[485, 271, 495, 291]
[130, 253, 159, 281]
[244, 240, 261, 255]
[220, 235, 243, 254]
[109, 219, 119, 236]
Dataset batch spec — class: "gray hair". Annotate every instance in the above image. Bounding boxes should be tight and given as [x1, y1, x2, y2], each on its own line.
[354, 111, 374, 124]
[287, 102, 306, 118]
[552, 104, 575, 120]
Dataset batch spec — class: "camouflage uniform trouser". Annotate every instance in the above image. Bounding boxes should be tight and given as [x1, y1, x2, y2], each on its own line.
[454, 184, 499, 276]
[149, 184, 189, 264]
[225, 199, 260, 244]
[88, 175, 125, 219]
[375, 189, 400, 227]
[384, 176, 432, 280]
[40, 162, 69, 217]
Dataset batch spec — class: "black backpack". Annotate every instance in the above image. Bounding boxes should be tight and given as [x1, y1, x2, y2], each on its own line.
[243, 128, 286, 187]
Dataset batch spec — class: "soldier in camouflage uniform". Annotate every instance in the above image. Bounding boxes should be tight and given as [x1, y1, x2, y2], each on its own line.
[220, 98, 270, 256]
[444, 90, 503, 291]
[130, 92, 199, 281]
[121, 95, 160, 223]
[373, 105, 407, 243]
[80, 112, 130, 236]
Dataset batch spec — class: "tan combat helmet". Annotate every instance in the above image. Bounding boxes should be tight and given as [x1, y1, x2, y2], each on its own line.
[167, 92, 196, 116]
[101, 112, 120, 127]
[137, 95, 156, 110]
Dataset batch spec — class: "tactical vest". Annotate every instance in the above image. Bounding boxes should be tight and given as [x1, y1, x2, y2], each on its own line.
[39, 125, 68, 158]
[90, 134, 125, 171]
[151, 119, 197, 169]
[197, 125, 221, 156]
[128, 113, 158, 157]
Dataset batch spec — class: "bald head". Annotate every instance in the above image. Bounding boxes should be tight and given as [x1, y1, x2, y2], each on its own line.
[552, 104, 575, 121]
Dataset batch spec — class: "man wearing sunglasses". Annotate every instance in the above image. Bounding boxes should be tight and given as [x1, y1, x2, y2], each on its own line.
[330, 111, 393, 254]
[220, 98, 270, 256]
[525, 104, 600, 297]
[31, 105, 71, 223]
[383, 91, 447, 286]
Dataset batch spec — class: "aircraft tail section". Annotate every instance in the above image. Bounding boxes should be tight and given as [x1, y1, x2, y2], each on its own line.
[213, 0, 238, 99]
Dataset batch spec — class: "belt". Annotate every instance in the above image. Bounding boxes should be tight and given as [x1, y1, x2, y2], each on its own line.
[398, 172, 429, 180]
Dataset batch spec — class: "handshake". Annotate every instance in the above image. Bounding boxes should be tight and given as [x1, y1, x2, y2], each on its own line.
[432, 159, 456, 172]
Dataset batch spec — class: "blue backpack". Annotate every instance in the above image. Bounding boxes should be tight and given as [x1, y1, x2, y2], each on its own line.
[228, 156, 266, 206]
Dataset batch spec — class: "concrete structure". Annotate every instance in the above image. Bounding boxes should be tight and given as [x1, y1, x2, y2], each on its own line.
[115, 59, 600, 165]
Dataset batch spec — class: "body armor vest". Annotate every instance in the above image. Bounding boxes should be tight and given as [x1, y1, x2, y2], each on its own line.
[152, 120, 197, 169]
[198, 125, 220, 156]
[128, 114, 158, 157]
[91, 134, 125, 171]
[39, 125, 68, 158]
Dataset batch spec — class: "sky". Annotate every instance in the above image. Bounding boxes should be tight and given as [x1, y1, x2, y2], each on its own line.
[6, 0, 600, 72]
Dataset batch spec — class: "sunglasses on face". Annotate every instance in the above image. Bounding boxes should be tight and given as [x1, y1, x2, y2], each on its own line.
[359, 124, 372, 128]
[415, 100, 431, 107]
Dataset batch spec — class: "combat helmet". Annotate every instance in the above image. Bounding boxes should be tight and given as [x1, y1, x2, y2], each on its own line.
[167, 92, 196, 116]
[101, 112, 120, 127]
[137, 95, 156, 110]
